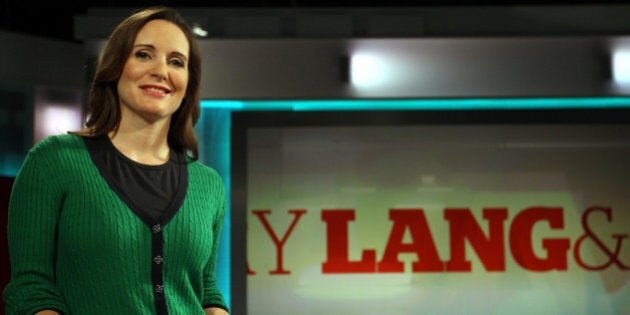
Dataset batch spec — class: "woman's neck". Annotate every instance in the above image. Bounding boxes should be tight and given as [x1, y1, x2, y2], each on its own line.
[108, 118, 171, 165]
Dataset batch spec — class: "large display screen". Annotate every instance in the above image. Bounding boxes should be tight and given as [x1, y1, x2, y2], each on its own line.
[231, 109, 630, 315]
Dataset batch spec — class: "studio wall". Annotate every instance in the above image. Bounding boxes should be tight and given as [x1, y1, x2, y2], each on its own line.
[2, 5, 630, 314]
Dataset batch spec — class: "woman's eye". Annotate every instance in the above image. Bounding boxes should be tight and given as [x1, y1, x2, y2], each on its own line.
[134, 51, 150, 59]
[169, 59, 185, 68]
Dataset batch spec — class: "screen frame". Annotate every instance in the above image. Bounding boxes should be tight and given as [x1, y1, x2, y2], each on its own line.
[229, 107, 630, 314]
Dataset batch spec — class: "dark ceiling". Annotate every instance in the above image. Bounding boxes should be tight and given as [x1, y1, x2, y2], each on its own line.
[1, 0, 627, 41]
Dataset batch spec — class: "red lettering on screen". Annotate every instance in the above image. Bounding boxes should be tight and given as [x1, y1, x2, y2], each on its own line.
[252, 209, 307, 275]
[573, 206, 629, 270]
[378, 209, 443, 272]
[321, 209, 377, 273]
[509, 207, 570, 271]
[445, 208, 508, 272]
[247, 206, 626, 275]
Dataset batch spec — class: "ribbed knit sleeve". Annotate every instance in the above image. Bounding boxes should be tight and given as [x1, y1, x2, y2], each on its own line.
[200, 168, 229, 312]
[3, 137, 70, 315]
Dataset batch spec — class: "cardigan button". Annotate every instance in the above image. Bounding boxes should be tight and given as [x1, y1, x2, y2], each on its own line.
[153, 255, 164, 264]
[155, 285, 164, 294]
[152, 225, 162, 233]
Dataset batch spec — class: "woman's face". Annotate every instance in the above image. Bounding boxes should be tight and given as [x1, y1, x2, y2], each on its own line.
[117, 19, 190, 124]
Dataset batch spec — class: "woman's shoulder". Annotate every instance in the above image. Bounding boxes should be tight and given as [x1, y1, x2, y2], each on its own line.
[28, 133, 86, 158]
[17, 134, 88, 182]
[186, 159, 224, 186]
[187, 159, 220, 178]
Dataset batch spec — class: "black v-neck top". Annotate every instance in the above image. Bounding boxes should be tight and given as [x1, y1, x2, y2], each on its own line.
[84, 135, 182, 221]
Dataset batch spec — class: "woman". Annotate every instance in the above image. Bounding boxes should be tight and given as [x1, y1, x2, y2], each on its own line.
[3, 7, 229, 315]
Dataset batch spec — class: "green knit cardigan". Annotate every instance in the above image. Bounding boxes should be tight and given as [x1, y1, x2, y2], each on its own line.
[3, 134, 228, 314]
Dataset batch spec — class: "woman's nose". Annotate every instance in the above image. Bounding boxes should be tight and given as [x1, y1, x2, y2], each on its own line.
[151, 60, 168, 80]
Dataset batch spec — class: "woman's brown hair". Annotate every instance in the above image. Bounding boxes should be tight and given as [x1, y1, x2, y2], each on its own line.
[74, 6, 202, 160]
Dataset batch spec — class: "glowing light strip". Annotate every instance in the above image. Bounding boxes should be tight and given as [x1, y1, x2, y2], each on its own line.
[201, 97, 630, 111]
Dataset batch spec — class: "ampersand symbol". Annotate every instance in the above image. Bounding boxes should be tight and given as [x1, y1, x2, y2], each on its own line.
[573, 206, 628, 270]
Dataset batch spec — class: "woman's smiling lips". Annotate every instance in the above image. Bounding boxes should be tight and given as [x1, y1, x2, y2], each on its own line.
[140, 84, 171, 97]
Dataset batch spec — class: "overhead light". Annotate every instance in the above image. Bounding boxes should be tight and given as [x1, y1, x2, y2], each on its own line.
[612, 50, 630, 84]
[351, 53, 390, 88]
[192, 23, 208, 37]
